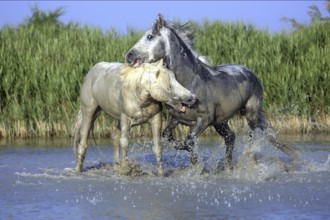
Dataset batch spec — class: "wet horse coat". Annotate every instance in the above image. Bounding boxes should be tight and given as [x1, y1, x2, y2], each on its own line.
[73, 60, 196, 175]
[126, 16, 299, 168]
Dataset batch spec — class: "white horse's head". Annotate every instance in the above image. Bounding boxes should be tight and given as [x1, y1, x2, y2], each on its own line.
[122, 59, 196, 112]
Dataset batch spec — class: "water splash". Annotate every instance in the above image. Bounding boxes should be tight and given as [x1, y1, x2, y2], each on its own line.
[13, 134, 330, 184]
[3, 136, 330, 220]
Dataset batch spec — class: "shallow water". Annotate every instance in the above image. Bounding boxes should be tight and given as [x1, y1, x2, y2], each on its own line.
[1, 134, 330, 219]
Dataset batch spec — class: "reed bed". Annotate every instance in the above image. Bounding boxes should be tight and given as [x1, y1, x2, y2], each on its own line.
[0, 18, 329, 139]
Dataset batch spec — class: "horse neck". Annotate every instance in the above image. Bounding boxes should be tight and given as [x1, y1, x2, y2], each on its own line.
[166, 33, 208, 85]
[121, 71, 147, 104]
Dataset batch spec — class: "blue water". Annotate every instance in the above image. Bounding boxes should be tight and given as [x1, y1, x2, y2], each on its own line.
[0, 134, 329, 219]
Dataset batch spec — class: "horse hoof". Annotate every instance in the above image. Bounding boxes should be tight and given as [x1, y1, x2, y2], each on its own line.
[157, 168, 165, 177]
[191, 154, 198, 165]
[174, 141, 185, 150]
[113, 163, 120, 172]
[118, 164, 130, 175]
[223, 165, 233, 174]
[74, 167, 82, 174]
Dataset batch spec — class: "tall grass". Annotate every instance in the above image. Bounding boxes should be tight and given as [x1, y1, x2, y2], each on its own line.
[0, 22, 141, 138]
[0, 19, 329, 139]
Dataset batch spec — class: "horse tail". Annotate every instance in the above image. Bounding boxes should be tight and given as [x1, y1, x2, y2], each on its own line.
[72, 108, 83, 159]
[90, 112, 99, 146]
[242, 69, 300, 162]
[267, 133, 301, 160]
[256, 110, 268, 131]
[257, 111, 301, 161]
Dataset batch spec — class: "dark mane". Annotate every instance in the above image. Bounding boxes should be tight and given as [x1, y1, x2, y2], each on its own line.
[163, 21, 195, 50]
[161, 19, 216, 81]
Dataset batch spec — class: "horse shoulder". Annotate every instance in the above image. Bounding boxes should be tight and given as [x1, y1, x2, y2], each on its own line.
[91, 63, 123, 119]
[122, 102, 161, 126]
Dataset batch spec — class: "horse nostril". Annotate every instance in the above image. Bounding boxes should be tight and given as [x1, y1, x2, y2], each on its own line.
[126, 52, 132, 60]
[189, 94, 196, 103]
[126, 51, 135, 63]
[187, 98, 194, 103]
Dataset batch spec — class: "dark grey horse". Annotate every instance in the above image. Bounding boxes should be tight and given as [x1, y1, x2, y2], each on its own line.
[126, 15, 299, 169]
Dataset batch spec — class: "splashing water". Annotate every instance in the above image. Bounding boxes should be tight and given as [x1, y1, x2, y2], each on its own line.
[1, 135, 330, 219]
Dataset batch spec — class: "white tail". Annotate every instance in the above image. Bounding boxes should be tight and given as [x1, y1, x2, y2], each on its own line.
[72, 108, 82, 159]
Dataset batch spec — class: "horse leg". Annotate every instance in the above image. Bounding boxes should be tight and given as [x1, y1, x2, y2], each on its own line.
[162, 114, 182, 148]
[75, 105, 99, 173]
[243, 96, 264, 165]
[213, 122, 236, 171]
[111, 120, 121, 171]
[183, 117, 209, 165]
[119, 114, 131, 174]
[149, 112, 164, 176]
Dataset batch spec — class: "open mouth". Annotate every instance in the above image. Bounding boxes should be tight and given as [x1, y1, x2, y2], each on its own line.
[179, 103, 188, 112]
[179, 102, 194, 112]
[174, 96, 196, 113]
[132, 58, 141, 68]
[174, 103, 193, 113]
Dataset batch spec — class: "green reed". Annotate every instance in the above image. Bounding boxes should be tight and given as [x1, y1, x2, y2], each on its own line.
[0, 19, 329, 138]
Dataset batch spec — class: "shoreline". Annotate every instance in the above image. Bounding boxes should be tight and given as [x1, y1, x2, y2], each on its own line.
[0, 114, 329, 140]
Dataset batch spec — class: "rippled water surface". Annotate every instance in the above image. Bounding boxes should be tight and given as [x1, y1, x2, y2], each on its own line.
[1, 134, 330, 219]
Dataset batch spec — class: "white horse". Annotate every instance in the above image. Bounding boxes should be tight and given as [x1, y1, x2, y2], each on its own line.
[73, 59, 196, 176]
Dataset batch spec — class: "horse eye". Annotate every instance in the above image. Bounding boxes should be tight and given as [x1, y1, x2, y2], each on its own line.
[147, 35, 154, 40]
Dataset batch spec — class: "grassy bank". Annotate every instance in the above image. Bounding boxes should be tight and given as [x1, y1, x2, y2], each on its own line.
[0, 16, 329, 139]
[1, 114, 329, 139]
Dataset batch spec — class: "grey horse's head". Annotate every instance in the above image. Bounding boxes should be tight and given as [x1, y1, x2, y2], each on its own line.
[126, 15, 170, 66]
[126, 15, 196, 67]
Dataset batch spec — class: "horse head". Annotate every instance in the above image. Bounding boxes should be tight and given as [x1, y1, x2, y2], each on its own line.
[144, 59, 196, 112]
[126, 15, 196, 69]
[126, 15, 169, 67]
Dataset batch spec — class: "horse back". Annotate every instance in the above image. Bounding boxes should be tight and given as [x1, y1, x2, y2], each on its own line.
[213, 64, 263, 97]
[208, 64, 263, 122]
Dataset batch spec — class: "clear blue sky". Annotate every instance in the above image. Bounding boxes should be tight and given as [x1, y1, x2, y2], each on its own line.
[0, 1, 328, 33]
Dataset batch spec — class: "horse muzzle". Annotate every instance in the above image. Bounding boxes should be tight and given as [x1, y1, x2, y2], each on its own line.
[126, 50, 142, 67]
[185, 93, 196, 106]
[171, 93, 196, 112]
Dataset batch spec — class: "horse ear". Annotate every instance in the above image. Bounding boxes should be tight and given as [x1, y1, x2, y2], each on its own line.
[157, 14, 164, 29]
[153, 14, 164, 33]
